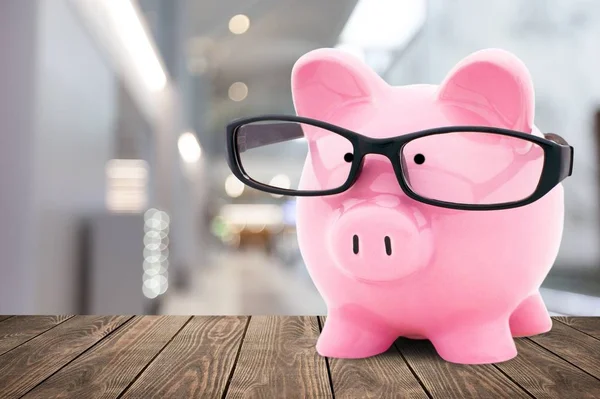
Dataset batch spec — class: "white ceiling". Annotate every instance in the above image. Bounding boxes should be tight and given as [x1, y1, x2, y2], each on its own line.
[182, 0, 359, 151]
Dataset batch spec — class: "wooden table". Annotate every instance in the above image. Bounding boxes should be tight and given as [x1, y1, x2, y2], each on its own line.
[0, 316, 599, 398]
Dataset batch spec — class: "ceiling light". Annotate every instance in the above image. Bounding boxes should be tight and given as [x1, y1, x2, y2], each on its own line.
[177, 132, 202, 163]
[229, 14, 250, 34]
[269, 174, 291, 189]
[228, 82, 248, 102]
[225, 174, 245, 198]
[103, 0, 167, 91]
[269, 174, 291, 198]
[220, 204, 284, 226]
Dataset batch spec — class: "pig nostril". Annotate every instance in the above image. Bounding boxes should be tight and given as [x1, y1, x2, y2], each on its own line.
[384, 236, 392, 256]
[353, 235, 359, 254]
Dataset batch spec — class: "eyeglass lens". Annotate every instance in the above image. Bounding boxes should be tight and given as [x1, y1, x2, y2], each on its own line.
[401, 132, 544, 205]
[236, 120, 354, 192]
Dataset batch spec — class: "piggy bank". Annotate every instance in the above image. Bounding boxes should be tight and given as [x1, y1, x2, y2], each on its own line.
[291, 48, 565, 364]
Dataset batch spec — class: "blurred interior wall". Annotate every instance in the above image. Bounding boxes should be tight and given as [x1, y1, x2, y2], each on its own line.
[64, 0, 205, 306]
[0, 1, 39, 313]
[0, 0, 118, 313]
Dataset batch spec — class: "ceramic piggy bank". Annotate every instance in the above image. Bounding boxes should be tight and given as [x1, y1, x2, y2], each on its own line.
[291, 48, 567, 364]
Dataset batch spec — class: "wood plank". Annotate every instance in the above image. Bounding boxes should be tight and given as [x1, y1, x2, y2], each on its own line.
[225, 316, 331, 398]
[0, 315, 130, 398]
[319, 317, 428, 399]
[554, 317, 600, 340]
[0, 315, 73, 356]
[22, 315, 190, 399]
[396, 338, 529, 399]
[529, 320, 600, 380]
[0, 316, 13, 323]
[495, 338, 600, 398]
[120, 316, 248, 399]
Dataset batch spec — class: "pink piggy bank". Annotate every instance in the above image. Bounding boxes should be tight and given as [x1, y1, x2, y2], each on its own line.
[292, 48, 567, 364]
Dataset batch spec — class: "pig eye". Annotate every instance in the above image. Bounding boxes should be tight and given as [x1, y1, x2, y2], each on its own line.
[343, 153, 354, 163]
[414, 153, 425, 164]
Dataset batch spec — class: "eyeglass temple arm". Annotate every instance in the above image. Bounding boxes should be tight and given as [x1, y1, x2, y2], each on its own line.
[235, 123, 304, 153]
[544, 133, 574, 179]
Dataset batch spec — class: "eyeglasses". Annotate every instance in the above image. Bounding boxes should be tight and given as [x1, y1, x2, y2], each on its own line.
[226, 115, 574, 211]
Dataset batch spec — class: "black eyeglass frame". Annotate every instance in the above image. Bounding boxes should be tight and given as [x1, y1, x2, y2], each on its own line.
[226, 114, 574, 211]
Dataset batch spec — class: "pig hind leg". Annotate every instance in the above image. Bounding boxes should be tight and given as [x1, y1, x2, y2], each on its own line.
[429, 320, 517, 364]
[509, 292, 552, 337]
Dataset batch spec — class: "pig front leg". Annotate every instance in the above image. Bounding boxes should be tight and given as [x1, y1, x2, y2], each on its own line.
[509, 292, 552, 337]
[430, 320, 517, 364]
[317, 307, 398, 358]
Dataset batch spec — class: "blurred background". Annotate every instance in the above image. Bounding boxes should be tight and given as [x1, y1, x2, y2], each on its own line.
[1, 0, 599, 316]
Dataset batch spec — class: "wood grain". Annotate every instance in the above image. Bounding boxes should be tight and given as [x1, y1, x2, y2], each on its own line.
[22, 315, 190, 399]
[495, 338, 600, 398]
[396, 338, 530, 399]
[0, 316, 599, 398]
[0, 315, 73, 356]
[120, 316, 248, 399]
[529, 321, 600, 380]
[225, 316, 331, 398]
[0, 315, 130, 398]
[318, 317, 428, 399]
[554, 317, 600, 340]
[0, 316, 13, 323]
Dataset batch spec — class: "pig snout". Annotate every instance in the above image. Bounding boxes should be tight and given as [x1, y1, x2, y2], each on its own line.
[329, 204, 433, 282]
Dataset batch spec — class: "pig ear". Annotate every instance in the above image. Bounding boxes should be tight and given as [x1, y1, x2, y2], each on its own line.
[437, 49, 535, 132]
[291, 48, 385, 123]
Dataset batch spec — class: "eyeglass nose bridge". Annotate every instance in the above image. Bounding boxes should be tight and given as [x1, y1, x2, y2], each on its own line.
[358, 137, 404, 158]
[349, 147, 410, 197]
[353, 137, 408, 179]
